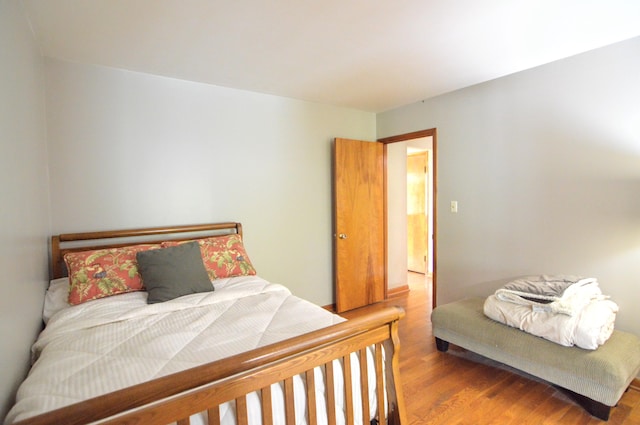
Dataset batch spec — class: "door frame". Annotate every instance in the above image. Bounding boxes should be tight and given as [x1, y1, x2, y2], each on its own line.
[378, 128, 438, 309]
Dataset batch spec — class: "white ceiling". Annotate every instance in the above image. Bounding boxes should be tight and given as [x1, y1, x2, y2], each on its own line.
[21, 0, 640, 112]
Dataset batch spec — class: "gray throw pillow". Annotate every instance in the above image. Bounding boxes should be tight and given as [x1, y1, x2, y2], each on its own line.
[136, 241, 213, 304]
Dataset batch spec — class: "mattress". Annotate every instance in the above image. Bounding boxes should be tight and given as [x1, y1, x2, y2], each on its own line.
[6, 275, 378, 424]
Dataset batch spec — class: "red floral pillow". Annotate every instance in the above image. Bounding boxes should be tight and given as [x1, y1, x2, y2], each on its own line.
[163, 234, 256, 280]
[64, 244, 160, 305]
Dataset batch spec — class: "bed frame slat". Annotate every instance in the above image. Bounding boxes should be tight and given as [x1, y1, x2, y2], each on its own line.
[375, 343, 386, 423]
[283, 377, 295, 424]
[235, 396, 248, 425]
[57, 222, 242, 242]
[207, 406, 220, 425]
[306, 369, 318, 425]
[325, 361, 337, 425]
[342, 354, 354, 424]
[359, 347, 371, 421]
[261, 386, 273, 425]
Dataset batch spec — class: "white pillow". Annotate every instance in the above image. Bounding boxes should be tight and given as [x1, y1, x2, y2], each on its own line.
[43, 277, 71, 324]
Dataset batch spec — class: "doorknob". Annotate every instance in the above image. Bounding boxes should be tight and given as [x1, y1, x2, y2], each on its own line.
[338, 233, 348, 239]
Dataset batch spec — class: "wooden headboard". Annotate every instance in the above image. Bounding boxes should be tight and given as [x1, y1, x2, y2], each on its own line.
[51, 222, 243, 279]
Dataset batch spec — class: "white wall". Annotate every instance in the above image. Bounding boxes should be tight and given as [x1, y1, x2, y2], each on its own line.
[0, 0, 51, 419]
[45, 58, 376, 306]
[378, 36, 640, 337]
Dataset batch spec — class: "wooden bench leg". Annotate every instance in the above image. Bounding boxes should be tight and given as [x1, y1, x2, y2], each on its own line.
[435, 337, 449, 352]
[556, 386, 612, 421]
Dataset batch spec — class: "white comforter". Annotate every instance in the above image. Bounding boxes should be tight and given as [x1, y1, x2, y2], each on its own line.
[6, 276, 374, 424]
[484, 276, 618, 350]
[494, 275, 601, 316]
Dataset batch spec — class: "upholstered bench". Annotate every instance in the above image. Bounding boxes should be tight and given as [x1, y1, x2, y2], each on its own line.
[431, 297, 640, 420]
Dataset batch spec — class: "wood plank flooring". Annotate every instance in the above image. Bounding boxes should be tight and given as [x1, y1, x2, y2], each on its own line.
[372, 273, 640, 424]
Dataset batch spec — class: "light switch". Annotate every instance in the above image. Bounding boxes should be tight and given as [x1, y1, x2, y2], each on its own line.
[450, 201, 458, 213]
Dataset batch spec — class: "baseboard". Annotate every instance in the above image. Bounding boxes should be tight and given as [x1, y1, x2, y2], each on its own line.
[323, 285, 409, 312]
[387, 285, 410, 298]
[322, 303, 336, 312]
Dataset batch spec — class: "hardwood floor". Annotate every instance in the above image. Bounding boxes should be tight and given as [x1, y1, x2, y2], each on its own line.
[377, 273, 640, 424]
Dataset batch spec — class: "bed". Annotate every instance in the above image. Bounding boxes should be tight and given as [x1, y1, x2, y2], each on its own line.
[6, 222, 406, 425]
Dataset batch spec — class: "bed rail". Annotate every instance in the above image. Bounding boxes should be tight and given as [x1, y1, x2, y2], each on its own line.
[13, 305, 406, 425]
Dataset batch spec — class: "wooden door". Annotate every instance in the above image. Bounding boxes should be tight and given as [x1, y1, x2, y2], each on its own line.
[333, 138, 385, 313]
[407, 152, 427, 273]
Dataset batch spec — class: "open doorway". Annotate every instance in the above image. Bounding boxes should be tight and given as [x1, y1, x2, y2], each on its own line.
[379, 129, 437, 308]
[406, 141, 433, 275]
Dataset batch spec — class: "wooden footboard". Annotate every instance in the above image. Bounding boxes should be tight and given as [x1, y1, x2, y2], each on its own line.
[13, 305, 406, 425]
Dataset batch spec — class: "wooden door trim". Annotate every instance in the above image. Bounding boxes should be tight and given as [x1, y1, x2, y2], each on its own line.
[378, 128, 438, 310]
[378, 129, 435, 144]
[383, 144, 388, 301]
